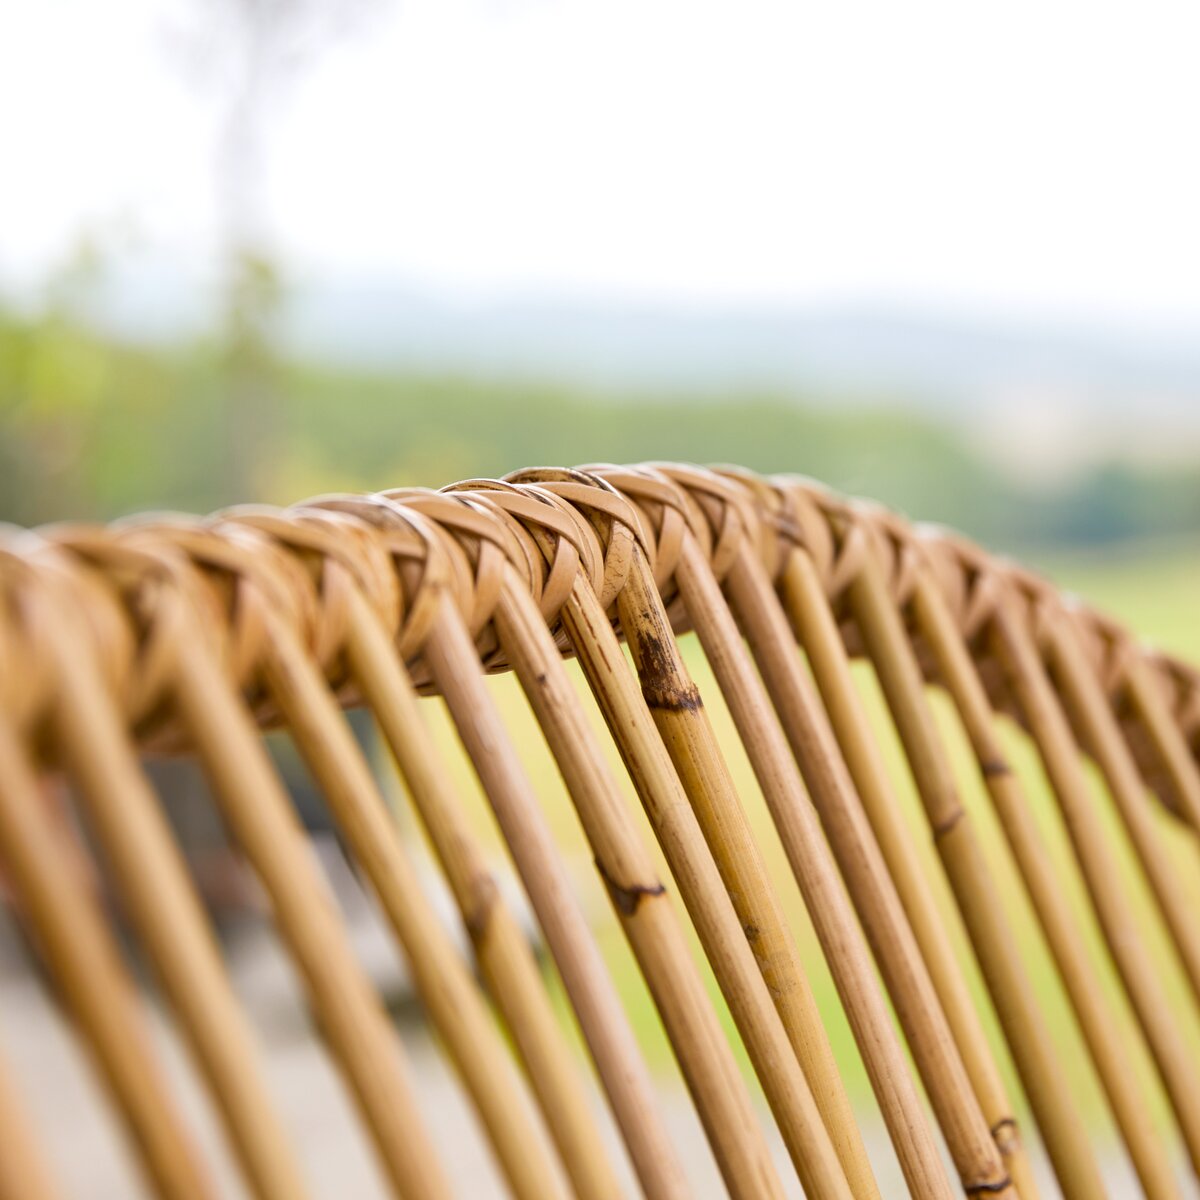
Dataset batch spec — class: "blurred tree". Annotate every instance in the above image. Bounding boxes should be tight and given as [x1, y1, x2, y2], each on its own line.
[168, 0, 389, 501]
[0, 238, 115, 524]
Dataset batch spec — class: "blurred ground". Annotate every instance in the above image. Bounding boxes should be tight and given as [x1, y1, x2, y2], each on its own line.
[0, 916, 1137, 1199]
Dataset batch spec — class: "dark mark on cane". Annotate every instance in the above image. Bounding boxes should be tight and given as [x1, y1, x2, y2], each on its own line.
[933, 807, 965, 839]
[965, 1176, 1013, 1196]
[594, 858, 666, 915]
[635, 628, 704, 711]
[463, 874, 499, 941]
[642, 684, 703, 712]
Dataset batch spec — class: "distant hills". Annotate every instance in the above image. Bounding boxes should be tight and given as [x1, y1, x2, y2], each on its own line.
[3, 265, 1197, 550]
[30, 260, 1200, 476]
[283, 281, 1200, 479]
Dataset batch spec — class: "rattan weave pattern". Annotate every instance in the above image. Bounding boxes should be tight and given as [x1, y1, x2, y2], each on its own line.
[0, 463, 1196, 1200]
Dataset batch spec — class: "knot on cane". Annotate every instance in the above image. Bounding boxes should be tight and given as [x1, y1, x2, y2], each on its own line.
[218, 505, 402, 701]
[504, 467, 646, 612]
[377, 489, 526, 668]
[848, 501, 933, 615]
[0, 531, 136, 736]
[771, 477, 870, 608]
[107, 519, 328, 736]
[12, 526, 223, 745]
[443, 480, 603, 617]
[708, 466, 793, 583]
[650, 463, 767, 585]
[302, 493, 471, 671]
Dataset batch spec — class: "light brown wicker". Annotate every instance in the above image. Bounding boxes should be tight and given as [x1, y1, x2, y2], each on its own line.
[0, 464, 1196, 1200]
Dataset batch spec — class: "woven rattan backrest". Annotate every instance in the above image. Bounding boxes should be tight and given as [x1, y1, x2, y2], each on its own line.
[0, 463, 1197, 1200]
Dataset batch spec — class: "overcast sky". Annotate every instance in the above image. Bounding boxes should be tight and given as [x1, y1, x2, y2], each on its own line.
[4, 0, 1200, 330]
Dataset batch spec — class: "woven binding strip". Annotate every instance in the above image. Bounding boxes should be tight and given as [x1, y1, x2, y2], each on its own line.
[0, 463, 1196, 1200]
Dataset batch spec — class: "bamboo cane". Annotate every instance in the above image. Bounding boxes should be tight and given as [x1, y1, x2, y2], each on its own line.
[0, 706, 214, 1200]
[1045, 615, 1200, 1008]
[909, 563, 1183, 1199]
[420, 597, 689, 1200]
[560, 554, 882, 1196]
[28, 561, 310, 1200]
[156, 572, 454, 1200]
[767, 540, 1037, 1199]
[841, 539, 1106, 1199]
[583, 507, 955, 1199]
[456, 473, 875, 1197]
[297, 490, 624, 1200]
[339, 582, 623, 1200]
[243, 574, 573, 1200]
[987, 584, 1200, 1178]
[0, 1040, 59, 1200]
[648, 487, 1007, 1199]
[488, 547, 846, 1200]
[5, 459, 1199, 1200]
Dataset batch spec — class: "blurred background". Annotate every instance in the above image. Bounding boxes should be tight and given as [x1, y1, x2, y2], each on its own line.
[2, 2, 1199, 1196]
[3, 0, 1199, 567]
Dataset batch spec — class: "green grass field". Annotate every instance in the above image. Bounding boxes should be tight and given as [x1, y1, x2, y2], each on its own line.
[388, 543, 1199, 1158]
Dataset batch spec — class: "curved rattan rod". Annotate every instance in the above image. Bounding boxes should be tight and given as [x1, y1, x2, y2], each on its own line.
[1, 465, 1194, 832]
[2, 462, 1198, 1200]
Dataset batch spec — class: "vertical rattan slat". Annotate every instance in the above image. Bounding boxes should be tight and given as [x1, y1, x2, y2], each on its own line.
[452, 479, 858, 1199]
[832, 519, 1107, 1199]
[310, 525, 622, 1200]
[128, 539, 455, 1200]
[761, 505, 1040, 1199]
[987, 577, 1200, 1178]
[909, 553, 1183, 1199]
[0, 707, 213, 1200]
[413, 556, 690, 1200]
[27, 552, 308, 1200]
[1, 460, 1198, 1200]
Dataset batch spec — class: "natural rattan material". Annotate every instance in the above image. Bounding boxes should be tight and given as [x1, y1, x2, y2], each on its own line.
[0, 463, 1197, 1200]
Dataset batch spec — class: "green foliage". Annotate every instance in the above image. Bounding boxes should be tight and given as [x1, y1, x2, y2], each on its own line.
[1, 299, 1196, 556]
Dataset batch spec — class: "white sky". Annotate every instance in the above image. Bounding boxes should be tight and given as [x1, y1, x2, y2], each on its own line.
[4, 0, 1200, 327]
